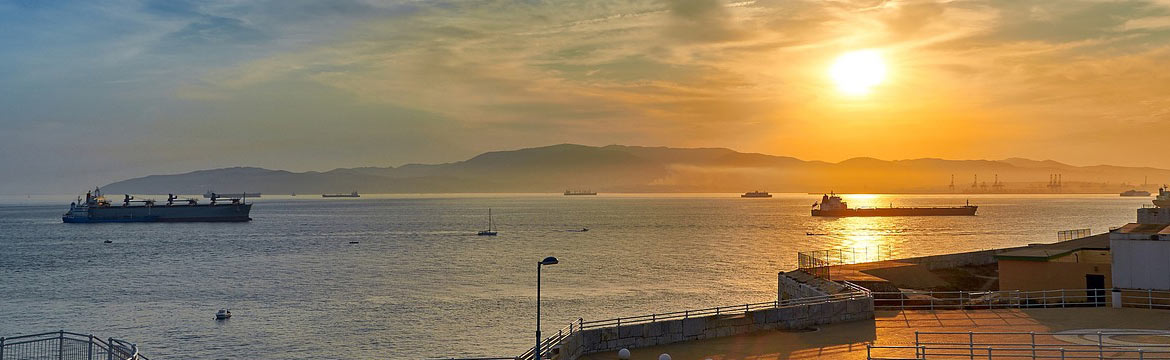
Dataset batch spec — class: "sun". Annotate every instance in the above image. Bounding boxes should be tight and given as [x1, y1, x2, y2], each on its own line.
[829, 50, 887, 96]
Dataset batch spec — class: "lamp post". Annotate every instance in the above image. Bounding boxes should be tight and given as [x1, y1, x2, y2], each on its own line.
[536, 256, 559, 360]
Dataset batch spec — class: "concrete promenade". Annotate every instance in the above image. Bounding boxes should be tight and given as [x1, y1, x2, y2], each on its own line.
[577, 307, 1170, 360]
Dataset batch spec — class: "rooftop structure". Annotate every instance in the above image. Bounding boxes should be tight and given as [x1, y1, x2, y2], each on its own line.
[1112, 195, 1170, 290]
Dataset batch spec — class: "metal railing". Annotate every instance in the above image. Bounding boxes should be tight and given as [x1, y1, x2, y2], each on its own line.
[872, 288, 1170, 311]
[798, 246, 894, 279]
[516, 320, 581, 360]
[515, 284, 872, 360]
[1057, 228, 1092, 241]
[578, 291, 869, 330]
[869, 330, 1170, 359]
[0, 331, 147, 360]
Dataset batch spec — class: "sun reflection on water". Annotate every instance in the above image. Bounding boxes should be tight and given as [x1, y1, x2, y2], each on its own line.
[812, 195, 914, 260]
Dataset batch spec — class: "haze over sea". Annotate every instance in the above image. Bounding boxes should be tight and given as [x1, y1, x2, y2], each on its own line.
[0, 193, 1144, 358]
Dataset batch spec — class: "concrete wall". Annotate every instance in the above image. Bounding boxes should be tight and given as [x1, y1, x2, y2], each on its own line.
[999, 259, 1111, 293]
[1138, 207, 1170, 224]
[552, 297, 874, 359]
[1049, 249, 1111, 263]
[777, 272, 832, 300]
[898, 248, 1018, 270]
[1112, 238, 1170, 290]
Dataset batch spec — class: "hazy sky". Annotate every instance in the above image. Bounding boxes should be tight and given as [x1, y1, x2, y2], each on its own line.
[2, 0, 1169, 193]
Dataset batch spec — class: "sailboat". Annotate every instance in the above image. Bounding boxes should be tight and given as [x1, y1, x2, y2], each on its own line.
[477, 208, 498, 236]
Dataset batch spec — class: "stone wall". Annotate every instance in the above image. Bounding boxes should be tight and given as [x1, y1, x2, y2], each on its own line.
[551, 296, 874, 359]
[777, 271, 834, 300]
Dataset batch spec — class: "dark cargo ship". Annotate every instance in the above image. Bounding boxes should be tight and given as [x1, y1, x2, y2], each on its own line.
[811, 193, 976, 217]
[741, 191, 772, 198]
[63, 188, 252, 223]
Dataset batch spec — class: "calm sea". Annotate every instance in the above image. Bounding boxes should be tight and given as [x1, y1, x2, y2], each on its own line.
[0, 193, 1145, 358]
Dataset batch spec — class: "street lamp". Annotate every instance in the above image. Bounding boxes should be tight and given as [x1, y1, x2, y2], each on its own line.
[536, 256, 559, 360]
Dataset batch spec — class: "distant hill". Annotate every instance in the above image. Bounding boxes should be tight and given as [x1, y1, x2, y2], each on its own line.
[100, 144, 1170, 194]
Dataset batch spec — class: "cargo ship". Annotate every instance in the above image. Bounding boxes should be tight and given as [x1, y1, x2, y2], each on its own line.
[741, 191, 772, 198]
[322, 191, 360, 198]
[63, 188, 252, 223]
[811, 193, 977, 217]
[564, 190, 597, 196]
[204, 190, 260, 198]
[1155, 186, 1170, 208]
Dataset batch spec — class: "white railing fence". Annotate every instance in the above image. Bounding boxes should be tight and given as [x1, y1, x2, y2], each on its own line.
[869, 330, 1170, 359]
[873, 289, 1109, 311]
[871, 288, 1170, 311]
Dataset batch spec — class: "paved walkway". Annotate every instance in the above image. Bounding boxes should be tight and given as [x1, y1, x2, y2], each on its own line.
[577, 308, 1170, 360]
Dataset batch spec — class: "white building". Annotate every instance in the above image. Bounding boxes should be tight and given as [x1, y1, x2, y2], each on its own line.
[1110, 206, 1170, 290]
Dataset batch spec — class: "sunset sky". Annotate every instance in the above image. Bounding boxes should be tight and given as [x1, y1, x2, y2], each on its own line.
[2, 0, 1169, 193]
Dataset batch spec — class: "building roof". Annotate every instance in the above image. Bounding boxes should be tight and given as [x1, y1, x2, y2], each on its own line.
[1114, 223, 1170, 235]
[995, 233, 1110, 261]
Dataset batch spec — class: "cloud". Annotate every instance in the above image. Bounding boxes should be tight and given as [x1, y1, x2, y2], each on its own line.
[157, 15, 268, 48]
[3, 0, 1170, 193]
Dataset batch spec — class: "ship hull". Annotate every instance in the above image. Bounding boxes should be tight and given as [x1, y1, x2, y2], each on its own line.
[812, 206, 977, 217]
[63, 204, 252, 223]
[203, 193, 260, 199]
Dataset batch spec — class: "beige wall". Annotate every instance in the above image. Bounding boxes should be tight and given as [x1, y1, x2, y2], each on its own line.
[1050, 250, 1111, 263]
[999, 260, 1111, 291]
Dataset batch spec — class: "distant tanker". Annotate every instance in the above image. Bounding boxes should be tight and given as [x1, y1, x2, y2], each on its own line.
[811, 193, 977, 217]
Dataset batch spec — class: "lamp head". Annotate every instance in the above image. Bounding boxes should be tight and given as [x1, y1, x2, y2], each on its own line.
[539, 256, 559, 265]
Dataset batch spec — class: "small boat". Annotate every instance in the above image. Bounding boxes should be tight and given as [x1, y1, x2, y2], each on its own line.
[348, 241, 359, 244]
[1121, 189, 1151, 197]
[103, 240, 113, 243]
[741, 191, 772, 198]
[477, 208, 498, 236]
[215, 309, 231, 320]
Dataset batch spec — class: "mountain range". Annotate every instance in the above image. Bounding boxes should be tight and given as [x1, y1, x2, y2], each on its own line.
[101, 144, 1170, 195]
